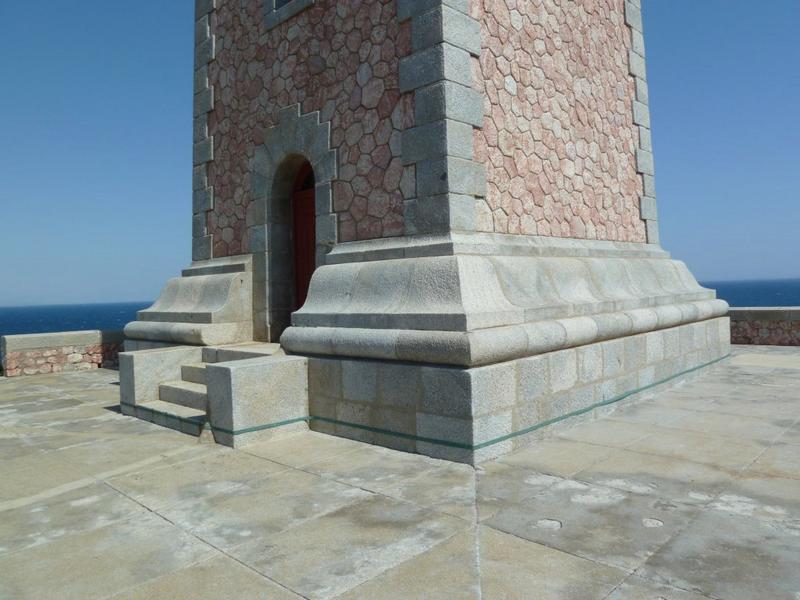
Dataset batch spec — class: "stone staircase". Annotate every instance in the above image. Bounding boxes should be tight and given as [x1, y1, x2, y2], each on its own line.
[123, 343, 284, 438]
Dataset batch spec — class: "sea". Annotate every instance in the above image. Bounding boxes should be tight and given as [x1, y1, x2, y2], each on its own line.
[0, 278, 799, 340]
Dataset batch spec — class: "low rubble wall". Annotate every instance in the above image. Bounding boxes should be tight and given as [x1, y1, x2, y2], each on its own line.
[1, 330, 124, 377]
[729, 307, 800, 346]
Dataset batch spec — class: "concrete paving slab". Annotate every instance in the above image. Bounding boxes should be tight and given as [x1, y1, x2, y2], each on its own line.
[243, 430, 365, 467]
[158, 468, 372, 552]
[229, 494, 467, 599]
[485, 476, 700, 572]
[476, 461, 564, 521]
[479, 526, 627, 599]
[304, 443, 476, 520]
[607, 402, 696, 427]
[746, 442, 800, 479]
[731, 353, 800, 369]
[639, 508, 800, 600]
[336, 530, 480, 599]
[52, 434, 203, 478]
[495, 438, 617, 477]
[110, 555, 303, 600]
[557, 419, 656, 449]
[777, 421, 800, 445]
[0, 512, 215, 600]
[0, 452, 90, 503]
[0, 481, 146, 557]
[574, 448, 735, 506]
[627, 426, 768, 470]
[107, 448, 288, 511]
[667, 409, 792, 442]
[605, 575, 712, 599]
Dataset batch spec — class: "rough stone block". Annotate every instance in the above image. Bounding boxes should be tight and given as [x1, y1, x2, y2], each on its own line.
[632, 29, 646, 56]
[412, 5, 481, 56]
[195, 0, 216, 20]
[518, 354, 550, 401]
[207, 355, 309, 448]
[629, 50, 646, 80]
[341, 359, 378, 402]
[404, 193, 478, 234]
[314, 182, 333, 215]
[635, 77, 649, 104]
[397, 0, 469, 22]
[193, 137, 214, 166]
[645, 219, 660, 245]
[639, 196, 657, 221]
[549, 348, 578, 393]
[194, 36, 215, 68]
[577, 344, 603, 382]
[602, 339, 625, 378]
[402, 119, 474, 165]
[399, 43, 472, 92]
[643, 174, 657, 198]
[624, 335, 647, 372]
[415, 156, 486, 197]
[191, 235, 212, 261]
[636, 148, 655, 175]
[315, 213, 337, 246]
[193, 87, 214, 118]
[639, 126, 652, 152]
[192, 213, 207, 238]
[193, 64, 208, 93]
[633, 101, 650, 128]
[378, 362, 421, 409]
[624, 1, 643, 32]
[192, 165, 207, 191]
[192, 186, 214, 214]
[471, 362, 517, 416]
[415, 80, 484, 127]
[418, 365, 471, 417]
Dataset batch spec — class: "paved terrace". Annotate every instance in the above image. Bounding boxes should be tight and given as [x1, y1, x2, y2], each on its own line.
[1, 346, 799, 600]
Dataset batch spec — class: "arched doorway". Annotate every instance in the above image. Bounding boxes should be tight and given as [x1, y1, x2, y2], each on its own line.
[291, 161, 316, 310]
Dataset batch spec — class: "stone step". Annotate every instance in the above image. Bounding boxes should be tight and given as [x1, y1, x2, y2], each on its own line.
[127, 400, 207, 437]
[181, 363, 207, 385]
[159, 380, 207, 410]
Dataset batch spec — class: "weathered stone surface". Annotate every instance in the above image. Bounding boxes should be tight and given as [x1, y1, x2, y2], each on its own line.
[3, 347, 800, 597]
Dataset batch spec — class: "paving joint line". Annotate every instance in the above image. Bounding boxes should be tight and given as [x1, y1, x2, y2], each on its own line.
[102, 479, 311, 600]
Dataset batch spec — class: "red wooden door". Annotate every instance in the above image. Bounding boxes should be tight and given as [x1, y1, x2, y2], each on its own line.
[292, 163, 316, 310]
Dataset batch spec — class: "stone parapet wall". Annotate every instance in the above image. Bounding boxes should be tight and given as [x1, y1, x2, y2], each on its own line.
[1, 330, 124, 377]
[729, 308, 800, 346]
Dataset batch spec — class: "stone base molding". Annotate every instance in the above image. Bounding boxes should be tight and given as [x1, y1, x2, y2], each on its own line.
[1, 330, 123, 377]
[306, 317, 731, 463]
[124, 256, 254, 346]
[729, 307, 800, 346]
[281, 233, 728, 367]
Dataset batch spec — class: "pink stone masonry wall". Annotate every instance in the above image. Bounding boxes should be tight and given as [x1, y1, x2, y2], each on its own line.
[471, 0, 646, 241]
[207, 0, 413, 257]
[2, 343, 122, 378]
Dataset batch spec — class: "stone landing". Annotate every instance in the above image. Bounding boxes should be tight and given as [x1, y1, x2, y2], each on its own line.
[2, 347, 799, 599]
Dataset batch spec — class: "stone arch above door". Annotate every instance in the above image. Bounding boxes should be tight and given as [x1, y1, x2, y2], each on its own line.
[248, 104, 337, 341]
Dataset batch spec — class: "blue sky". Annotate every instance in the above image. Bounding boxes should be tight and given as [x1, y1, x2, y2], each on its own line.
[0, 1, 798, 306]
